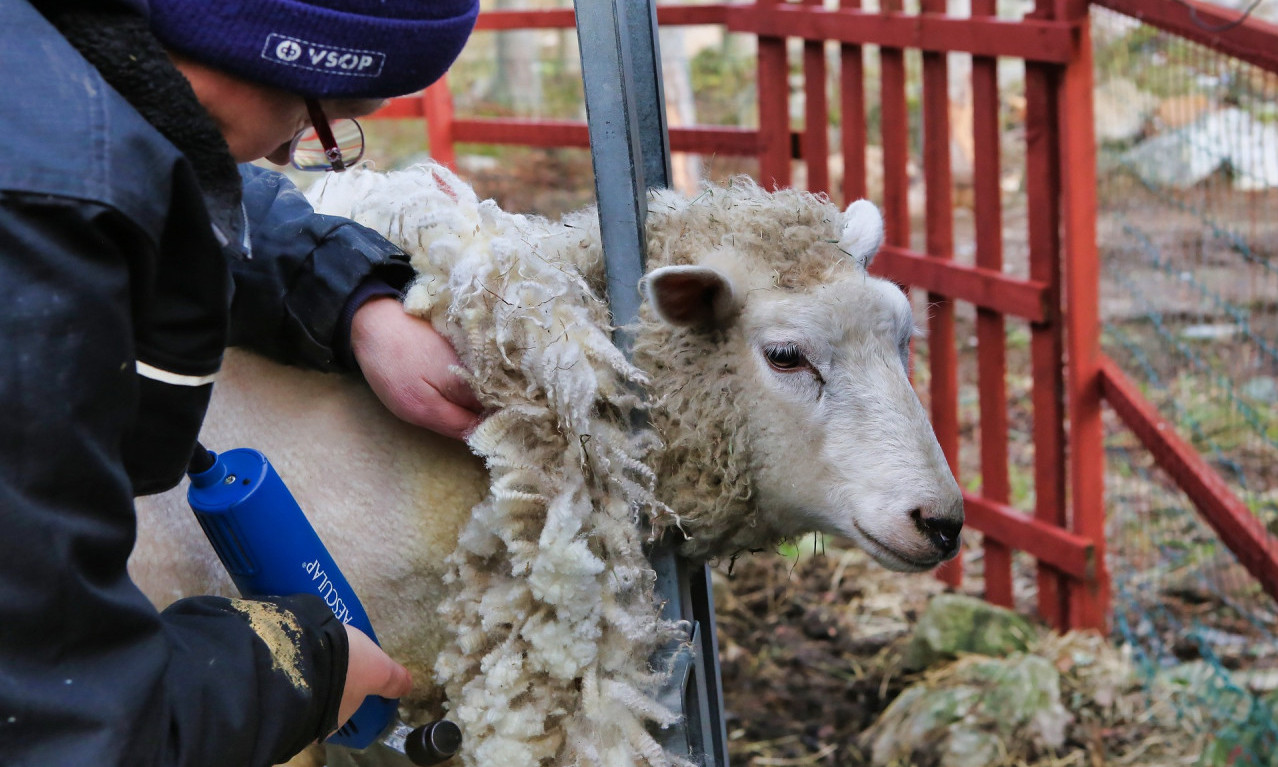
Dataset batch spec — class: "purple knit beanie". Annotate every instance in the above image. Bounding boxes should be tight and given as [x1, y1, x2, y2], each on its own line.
[149, 0, 479, 99]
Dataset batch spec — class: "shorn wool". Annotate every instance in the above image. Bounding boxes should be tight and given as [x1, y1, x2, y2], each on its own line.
[307, 163, 690, 767]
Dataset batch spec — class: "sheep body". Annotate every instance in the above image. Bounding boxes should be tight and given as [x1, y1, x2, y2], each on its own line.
[131, 163, 963, 767]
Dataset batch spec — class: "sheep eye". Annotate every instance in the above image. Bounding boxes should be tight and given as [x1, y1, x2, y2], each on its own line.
[764, 343, 807, 371]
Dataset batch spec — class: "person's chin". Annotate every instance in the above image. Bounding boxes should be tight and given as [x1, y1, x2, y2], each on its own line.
[261, 142, 293, 166]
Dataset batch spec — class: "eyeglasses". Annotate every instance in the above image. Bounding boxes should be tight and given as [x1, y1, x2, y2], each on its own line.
[290, 99, 365, 172]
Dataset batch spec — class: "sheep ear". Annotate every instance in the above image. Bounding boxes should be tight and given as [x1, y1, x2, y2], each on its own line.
[642, 265, 740, 328]
[838, 199, 885, 268]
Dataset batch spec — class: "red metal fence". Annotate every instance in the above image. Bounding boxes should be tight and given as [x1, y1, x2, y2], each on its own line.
[367, 0, 1278, 632]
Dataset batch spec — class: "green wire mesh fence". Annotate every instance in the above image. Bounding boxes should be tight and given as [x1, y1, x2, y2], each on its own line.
[1093, 4, 1278, 764]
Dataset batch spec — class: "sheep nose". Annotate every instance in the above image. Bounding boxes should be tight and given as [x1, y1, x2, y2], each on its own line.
[912, 509, 963, 558]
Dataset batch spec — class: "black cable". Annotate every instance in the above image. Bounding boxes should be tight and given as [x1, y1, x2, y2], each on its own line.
[1167, 0, 1268, 34]
[187, 441, 216, 475]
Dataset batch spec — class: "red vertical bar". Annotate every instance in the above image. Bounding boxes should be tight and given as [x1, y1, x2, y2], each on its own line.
[839, 0, 867, 204]
[423, 78, 456, 169]
[971, 0, 1013, 608]
[920, 0, 960, 588]
[1056, 1, 1109, 631]
[802, 0, 829, 194]
[879, 0, 909, 248]
[1024, 0, 1069, 630]
[757, 0, 792, 189]
[877, 0, 921, 586]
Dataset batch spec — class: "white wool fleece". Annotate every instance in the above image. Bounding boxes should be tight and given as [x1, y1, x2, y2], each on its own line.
[309, 164, 689, 767]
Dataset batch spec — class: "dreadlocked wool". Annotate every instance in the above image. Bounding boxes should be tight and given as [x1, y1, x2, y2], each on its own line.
[309, 163, 688, 767]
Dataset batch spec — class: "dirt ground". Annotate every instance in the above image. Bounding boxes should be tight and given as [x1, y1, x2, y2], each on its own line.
[711, 541, 1231, 767]
[712, 544, 945, 766]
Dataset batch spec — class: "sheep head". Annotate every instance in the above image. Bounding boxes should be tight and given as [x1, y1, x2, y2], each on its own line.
[635, 184, 963, 571]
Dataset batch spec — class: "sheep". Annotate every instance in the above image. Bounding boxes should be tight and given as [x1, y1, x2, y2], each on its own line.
[130, 163, 964, 767]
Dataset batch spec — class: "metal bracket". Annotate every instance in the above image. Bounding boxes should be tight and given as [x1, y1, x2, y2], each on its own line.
[572, 1, 729, 765]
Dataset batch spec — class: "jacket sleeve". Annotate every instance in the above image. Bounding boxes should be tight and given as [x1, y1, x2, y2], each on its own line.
[232, 164, 414, 372]
[0, 193, 347, 767]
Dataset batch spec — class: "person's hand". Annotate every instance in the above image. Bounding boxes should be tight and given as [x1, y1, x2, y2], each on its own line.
[335, 625, 413, 733]
[350, 296, 483, 440]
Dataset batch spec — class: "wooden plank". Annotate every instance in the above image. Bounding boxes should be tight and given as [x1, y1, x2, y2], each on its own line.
[756, 0, 791, 189]
[920, 0, 960, 588]
[400, 119, 762, 156]
[1024, 0, 1070, 630]
[475, 7, 576, 29]
[872, 247, 1052, 322]
[727, 5, 1078, 63]
[653, 4, 736, 26]
[801, 0, 829, 195]
[473, 4, 736, 30]
[971, 0, 1013, 609]
[879, 0, 910, 250]
[667, 127, 762, 156]
[423, 80, 456, 169]
[452, 119, 590, 147]
[372, 97, 427, 119]
[964, 493, 1096, 580]
[839, 0, 868, 205]
[1100, 359, 1278, 604]
[1058, 10, 1109, 632]
[1095, 0, 1278, 75]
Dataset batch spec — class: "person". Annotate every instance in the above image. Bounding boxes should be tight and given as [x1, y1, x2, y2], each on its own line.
[0, 0, 484, 764]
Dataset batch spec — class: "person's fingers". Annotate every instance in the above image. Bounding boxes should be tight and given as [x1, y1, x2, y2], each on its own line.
[385, 663, 412, 699]
[337, 625, 413, 729]
[349, 297, 489, 441]
[440, 366, 483, 413]
[396, 394, 482, 441]
[408, 333, 482, 413]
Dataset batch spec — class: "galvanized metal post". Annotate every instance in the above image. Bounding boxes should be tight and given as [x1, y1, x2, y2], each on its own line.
[572, 2, 729, 765]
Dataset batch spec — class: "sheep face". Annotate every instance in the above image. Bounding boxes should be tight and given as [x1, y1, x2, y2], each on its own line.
[742, 273, 963, 571]
[640, 198, 964, 572]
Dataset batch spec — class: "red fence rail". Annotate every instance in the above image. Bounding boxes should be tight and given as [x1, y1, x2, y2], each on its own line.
[1101, 362, 1278, 603]
[365, 0, 1278, 629]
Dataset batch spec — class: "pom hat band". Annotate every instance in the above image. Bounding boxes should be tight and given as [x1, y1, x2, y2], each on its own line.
[149, 0, 479, 99]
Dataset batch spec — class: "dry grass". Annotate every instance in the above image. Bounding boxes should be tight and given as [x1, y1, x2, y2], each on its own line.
[715, 541, 1207, 767]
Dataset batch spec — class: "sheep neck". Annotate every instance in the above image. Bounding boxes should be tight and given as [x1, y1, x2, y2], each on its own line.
[633, 320, 786, 561]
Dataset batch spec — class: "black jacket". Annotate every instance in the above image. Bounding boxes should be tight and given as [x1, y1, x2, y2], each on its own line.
[0, 1, 413, 764]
